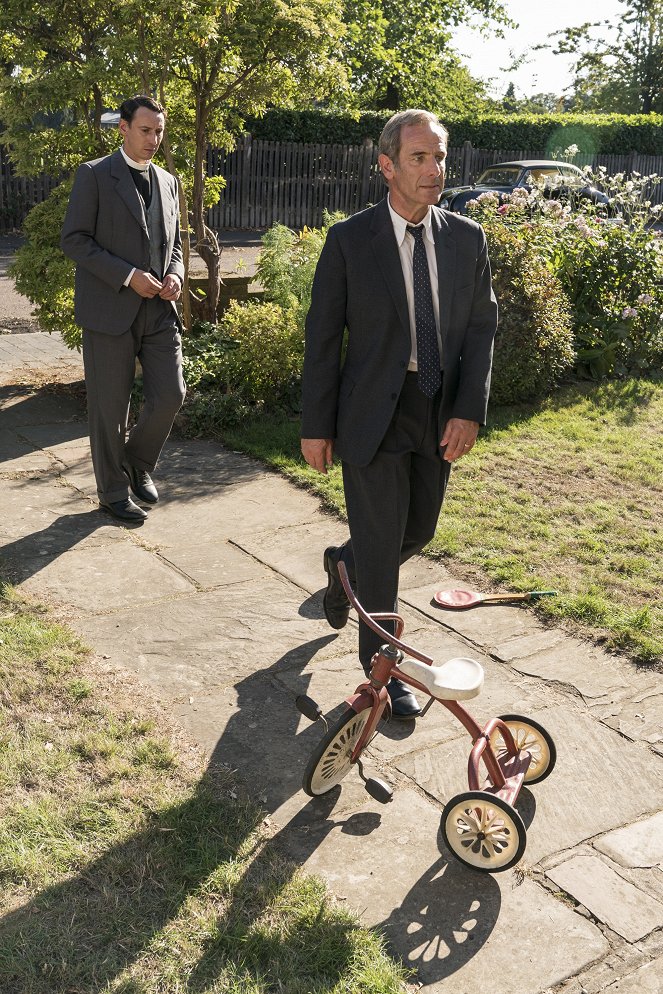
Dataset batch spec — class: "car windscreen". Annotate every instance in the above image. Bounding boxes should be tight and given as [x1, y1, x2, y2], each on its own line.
[476, 167, 522, 186]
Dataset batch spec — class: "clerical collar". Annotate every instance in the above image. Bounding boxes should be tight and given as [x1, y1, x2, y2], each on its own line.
[120, 147, 151, 173]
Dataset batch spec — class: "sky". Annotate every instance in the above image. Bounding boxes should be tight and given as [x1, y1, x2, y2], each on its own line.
[453, 0, 624, 100]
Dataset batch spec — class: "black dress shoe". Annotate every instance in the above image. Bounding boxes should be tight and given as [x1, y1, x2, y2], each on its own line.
[322, 546, 351, 629]
[99, 497, 148, 523]
[387, 678, 422, 720]
[122, 462, 158, 504]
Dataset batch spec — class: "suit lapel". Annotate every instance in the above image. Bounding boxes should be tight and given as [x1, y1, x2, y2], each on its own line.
[432, 207, 456, 344]
[110, 150, 148, 235]
[370, 199, 410, 335]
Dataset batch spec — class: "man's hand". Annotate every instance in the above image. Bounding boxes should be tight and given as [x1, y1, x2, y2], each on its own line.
[440, 418, 479, 462]
[130, 270, 163, 298]
[301, 438, 334, 474]
[159, 274, 182, 301]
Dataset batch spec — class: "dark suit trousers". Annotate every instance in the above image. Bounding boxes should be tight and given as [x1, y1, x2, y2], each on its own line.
[339, 372, 450, 670]
[82, 297, 186, 502]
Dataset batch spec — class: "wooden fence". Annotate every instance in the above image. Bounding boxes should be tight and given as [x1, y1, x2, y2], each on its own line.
[3, 136, 663, 233]
[0, 144, 61, 231]
[207, 139, 663, 228]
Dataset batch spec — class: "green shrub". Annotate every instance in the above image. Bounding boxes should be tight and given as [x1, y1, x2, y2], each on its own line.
[484, 223, 575, 404]
[244, 108, 663, 155]
[181, 301, 303, 430]
[10, 181, 80, 349]
[552, 221, 663, 378]
[257, 214, 343, 331]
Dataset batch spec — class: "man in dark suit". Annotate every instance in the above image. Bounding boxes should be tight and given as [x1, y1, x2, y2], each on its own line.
[301, 109, 498, 718]
[61, 94, 185, 523]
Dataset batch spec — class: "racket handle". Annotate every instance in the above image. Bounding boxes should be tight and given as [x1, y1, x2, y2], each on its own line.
[528, 590, 557, 600]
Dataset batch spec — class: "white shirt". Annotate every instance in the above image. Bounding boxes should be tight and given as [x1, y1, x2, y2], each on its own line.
[387, 196, 441, 371]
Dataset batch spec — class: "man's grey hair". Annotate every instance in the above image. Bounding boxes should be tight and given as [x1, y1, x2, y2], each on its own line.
[378, 110, 448, 164]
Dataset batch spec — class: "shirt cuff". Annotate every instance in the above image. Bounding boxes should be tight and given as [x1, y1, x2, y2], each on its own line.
[124, 267, 136, 287]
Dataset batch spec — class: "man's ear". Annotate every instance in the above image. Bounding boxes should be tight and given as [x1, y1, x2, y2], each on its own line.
[378, 152, 395, 182]
[118, 119, 128, 139]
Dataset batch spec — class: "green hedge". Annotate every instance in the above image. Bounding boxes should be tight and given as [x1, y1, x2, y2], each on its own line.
[244, 109, 663, 155]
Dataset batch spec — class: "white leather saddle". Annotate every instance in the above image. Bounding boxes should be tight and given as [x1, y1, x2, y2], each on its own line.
[397, 656, 484, 701]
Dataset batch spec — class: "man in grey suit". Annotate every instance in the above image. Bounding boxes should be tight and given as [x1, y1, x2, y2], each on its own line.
[61, 94, 186, 523]
[301, 109, 498, 718]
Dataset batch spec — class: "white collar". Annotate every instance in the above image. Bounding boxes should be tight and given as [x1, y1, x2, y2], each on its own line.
[387, 196, 434, 247]
[121, 147, 151, 173]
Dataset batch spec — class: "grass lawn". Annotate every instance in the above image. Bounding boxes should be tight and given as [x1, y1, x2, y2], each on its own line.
[220, 375, 663, 666]
[0, 582, 410, 994]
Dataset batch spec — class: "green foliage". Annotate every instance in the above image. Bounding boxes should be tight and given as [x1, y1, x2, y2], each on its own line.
[483, 224, 575, 404]
[10, 182, 81, 350]
[244, 108, 663, 155]
[553, 0, 663, 114]
[555, 221, 663, 378]
[257, 214, 343, 331]
[339, 0, 505, 113]
[182, 301, 304, 431]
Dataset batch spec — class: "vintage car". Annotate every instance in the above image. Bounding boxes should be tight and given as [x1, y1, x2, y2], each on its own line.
[439, 159, 610, 214]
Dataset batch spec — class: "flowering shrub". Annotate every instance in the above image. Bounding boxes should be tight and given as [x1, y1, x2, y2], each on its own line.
[469, 170, 663, 379]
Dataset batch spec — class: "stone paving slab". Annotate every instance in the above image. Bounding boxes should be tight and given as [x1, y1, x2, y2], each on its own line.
[508, 639, 635, 701]
[0, 427, 54, 472]
[234, 519, 458, 601]
[20, 541, 196, 613]
[493, 628, 568, 661]
[71, 576, 336, 697]
[169, 674, 349, 825]
[16, 419, 90, 456]
[603, 959, 663, 993]
[157, 536, 283, 589]
[597, 689, 663, 746]
[594, 812, 663, 868]
[138, 477, 320, 550]
[0, 387, 85, 427]
[279, 787, 609, 994]
[547, 854, 663, 942]
[0, 331, 83, 380]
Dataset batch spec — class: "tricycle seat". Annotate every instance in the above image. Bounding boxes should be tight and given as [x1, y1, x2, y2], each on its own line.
[397, 656, 484, 701]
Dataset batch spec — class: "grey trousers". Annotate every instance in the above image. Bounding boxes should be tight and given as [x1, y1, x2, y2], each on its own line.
[82, 297, 186, 503]
[339, 372, 450, 670]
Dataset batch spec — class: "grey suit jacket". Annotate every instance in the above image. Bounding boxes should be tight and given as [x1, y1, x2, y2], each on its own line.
[301, 198, 498, 467]
[61, 149, 184, 335]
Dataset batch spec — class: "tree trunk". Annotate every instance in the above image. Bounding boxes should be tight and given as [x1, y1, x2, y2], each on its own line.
[161, 134, 192, 333]
[191, 106, 221, 323]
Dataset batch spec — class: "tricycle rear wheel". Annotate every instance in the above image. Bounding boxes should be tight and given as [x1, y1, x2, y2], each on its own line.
[489, 714, 556, 784]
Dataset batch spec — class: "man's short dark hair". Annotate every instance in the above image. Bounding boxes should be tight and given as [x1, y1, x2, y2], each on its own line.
[119, 95, 166, 124]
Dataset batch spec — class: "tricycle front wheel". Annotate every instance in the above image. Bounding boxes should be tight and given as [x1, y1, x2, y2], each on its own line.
[442, 790, 527, 872]
[302, 707, 370, 796]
